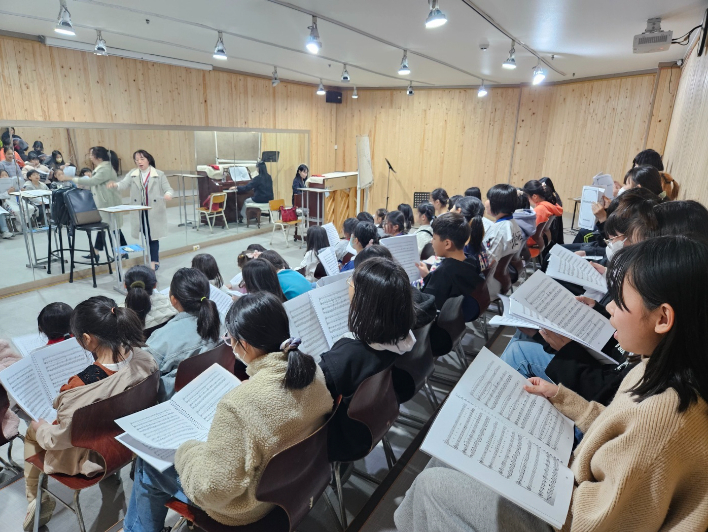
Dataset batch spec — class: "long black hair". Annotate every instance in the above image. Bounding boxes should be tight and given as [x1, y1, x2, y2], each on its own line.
[225, 292, 317, 390]
[242, 258, 286, 302]
[349, 257, 415, 344]
[417, 202, 435, 224]
[385, 210, 406, 235]
[539, 177, 562, 207]
[191, 253, 224, 288]
[604, 188, 660, 240]
[523, 179, 557, 205]
[169, 268, 221, 342]
[71, 296, 145, 363]
[651, 201, 708, 240]
[124, 265, 158, 325]
[606, 236, 707, 412]
[397, 203, 414, 232]
[455, 196, 485, 254]
[625, 165, 664, 196]
[430, 188, 449, 209]
[305, 226, 329, 253]
[38, 302, 73, 341]
[259, 249, 290, 270]
[295, 164, 308, 180]
[133, 149, 156, 168]
[90, 146, 119, 173]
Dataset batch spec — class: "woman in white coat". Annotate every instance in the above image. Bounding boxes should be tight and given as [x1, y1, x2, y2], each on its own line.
[109, 150, 173, 270]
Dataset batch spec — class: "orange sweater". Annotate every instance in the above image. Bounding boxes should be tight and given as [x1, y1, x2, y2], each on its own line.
[527, 201, 563, 247]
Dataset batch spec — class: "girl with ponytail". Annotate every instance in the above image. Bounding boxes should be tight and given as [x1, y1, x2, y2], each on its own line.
[522, 179, 564, 255]
[145, 268, 222, 401]
[454, 196, 491, 271]
[124, 291, 333, 529]
[124, 265, 176, 330]
[24, 296, 157, 530]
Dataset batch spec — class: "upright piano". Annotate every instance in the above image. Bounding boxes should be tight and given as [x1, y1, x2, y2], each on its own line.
[196, 170, 253, 226]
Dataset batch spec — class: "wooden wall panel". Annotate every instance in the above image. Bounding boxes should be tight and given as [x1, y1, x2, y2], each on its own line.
[663, 42, 708, 205]
[646, 67, 682, 152]
[0, 36, 334, 172]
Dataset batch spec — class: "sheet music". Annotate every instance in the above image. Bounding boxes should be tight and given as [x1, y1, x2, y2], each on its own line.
[230, 272, 243, 287]
[12, 333, 48, 357]
[309, 279, 351, 348]
[592, 173, 614, 199]
[322, 223, 341, 248]
[510, 271, 616, 361]
[546, 245, 608, 293]
[380, 234, 421, 283]
[284, 293, 330, 361]
[0, 360, 49, 421]
[34, 340, 95, 394]
[578, 186, 605, 231]
[0, 206, 7, 215]
[209, 284, 234, 320]
[317, 247, 340, 276]
[228, 166, 250, 181]
[116, 364, 240, 450]
[63, 166, 76, 177]
[489, 295, 541, 330]
[115, 433, 176, 473]
[317, 270, 353, 287]
[421, 348, 574, 529]
[0, 177, 20, 195]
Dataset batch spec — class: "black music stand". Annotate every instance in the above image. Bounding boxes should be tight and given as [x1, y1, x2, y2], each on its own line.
[261, 151, 280, 163]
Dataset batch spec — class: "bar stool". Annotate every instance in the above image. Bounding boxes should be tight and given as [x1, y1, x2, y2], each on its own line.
[68, 222, 114, 288]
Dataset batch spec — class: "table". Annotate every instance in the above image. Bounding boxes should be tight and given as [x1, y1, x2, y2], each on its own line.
[298, 187, 328, 227]
[171, 174, 200, 228]
[99, 205, 151, 295]
[568, 196, 582, 233]
[9, 190, 54, 270]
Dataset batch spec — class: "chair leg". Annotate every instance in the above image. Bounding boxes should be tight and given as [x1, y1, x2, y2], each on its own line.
[171, 516, 187, 531]
[68, 227, 76, 283]
[103, 230, 113, 275]
[87, 230, 97, 288]
[73, 490, 87, 532]
[333, 462, 347, 528]
[324, 489, 344, 532]
[270, 223, 277, 244]
[6, 439, 20, 470]
[221, 211, 228, 230]
[425, 379, 440, 408]
[382, 436, 397, 469]
[282, 225, 289, 247]
[33, 472, 45, 532]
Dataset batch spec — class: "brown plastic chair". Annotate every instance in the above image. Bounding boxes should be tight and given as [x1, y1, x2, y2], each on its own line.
[509, 246, 527, 286]
[528, 220, 547, 259]
[332, 366, 400, 527]
[0, 386, 22, 483]
[542, 216, 555, 245]
[174, 343, 237, 393]
[165, 399, 343, 532]
[341, 252, 354, 265]
[472, 266, 495, 341]
[26, 370, 160, 532]
[493, 253, 515, 296]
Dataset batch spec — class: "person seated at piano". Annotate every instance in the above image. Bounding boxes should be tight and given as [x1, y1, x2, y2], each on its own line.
[292, 164, 308, 206]
[231, 162, 274, 223]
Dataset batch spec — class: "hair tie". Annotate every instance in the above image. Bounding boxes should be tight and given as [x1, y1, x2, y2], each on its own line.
[279, 337, 302, 354]
[129, 280, 145, 289]
[200, 296, 207, 302]
[111, 307, 116, 314]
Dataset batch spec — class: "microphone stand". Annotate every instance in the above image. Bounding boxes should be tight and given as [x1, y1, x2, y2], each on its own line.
[385, 158, 396, 210]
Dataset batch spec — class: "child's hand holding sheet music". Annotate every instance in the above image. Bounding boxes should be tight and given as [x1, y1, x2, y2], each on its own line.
[524, 377, 559, 399]
[539, 329, 573, 351]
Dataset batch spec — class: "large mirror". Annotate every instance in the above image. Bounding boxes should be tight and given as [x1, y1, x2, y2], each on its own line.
[0, 124, 309, 293]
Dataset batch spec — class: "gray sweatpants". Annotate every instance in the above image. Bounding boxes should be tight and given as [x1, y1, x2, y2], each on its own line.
[394, 459, 554, 532]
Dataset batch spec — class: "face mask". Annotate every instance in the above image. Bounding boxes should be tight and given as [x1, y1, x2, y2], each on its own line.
[617, 186, 627, 196]
[56, 157, 63, 163]
[606, 238, 626, 261]
[349, 235, 356, 248]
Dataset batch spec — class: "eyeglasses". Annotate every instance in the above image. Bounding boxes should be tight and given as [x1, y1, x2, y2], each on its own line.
[346, 277, 354, 288]
[603, 235, 626, 246]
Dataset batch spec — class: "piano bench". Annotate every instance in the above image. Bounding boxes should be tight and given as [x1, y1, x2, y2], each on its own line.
[246, 207, 264, 228]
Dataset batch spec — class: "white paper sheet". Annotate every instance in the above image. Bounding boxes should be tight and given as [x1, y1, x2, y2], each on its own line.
[115, 433, 176, 473]
[591, 173, 614, 199]
[510, 271, 616, 362]
[578, 186, 605, 231]
[0, 206, 7, 215]
[420, 348, 574, 529]
[546, 245, 608, 293]
[317, 270, 353, 287]
[0, 177, 20, 195]
[322, 222, 341, 248]
[209, 284, 234, 320]
[309, 279, 351, 348]
[116, 364, 240, 450]
[229, 272, 243, 288]
[228, 166, 250, 181]
[283, 293, 329, 362]
[489, 295, 541, 330]
[11, 333, 48, 358]
[63, 166, 76, 178]
[317, 247, 340, 276]
[380, 234, 421, 283]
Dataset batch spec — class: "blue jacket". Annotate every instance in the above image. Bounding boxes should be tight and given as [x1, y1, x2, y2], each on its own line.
[277, 269, 313, 300]
[145, 312, 220, 401]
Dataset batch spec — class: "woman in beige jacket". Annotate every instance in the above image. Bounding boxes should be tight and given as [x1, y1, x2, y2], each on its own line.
[394, 236, 707, 532]
[24, 296, 158, 531]
[123, 291, 334, 531]
[108, 150, 174, 270]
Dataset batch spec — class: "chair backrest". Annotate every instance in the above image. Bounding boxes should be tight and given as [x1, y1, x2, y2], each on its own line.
[255, 399, 341, 532]
[71, 370, 160, 476]
[393, 322, 435, 403]
[493, 253, 515, 296]
[341, 252, 354, 265]
[510, 246, 525, 278]
[471, 267, 494, 314]
[542, 216, 555, 244]
[347, 367, 399, 454]
[174, 344, 236, 393]
[209, 192, 227, 210]
[313, 262, 326, 280]
[0, 385, 16, 446]
[436, 295, 466, 347]
[530, 221, 546, 250]
[269, 199, 285, 212]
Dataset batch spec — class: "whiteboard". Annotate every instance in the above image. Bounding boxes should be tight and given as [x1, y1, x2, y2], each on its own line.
[356, 135, 374, 189]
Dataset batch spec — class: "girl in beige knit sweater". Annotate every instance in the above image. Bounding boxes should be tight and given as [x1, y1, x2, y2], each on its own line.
[123, 291, 334, 531]
[395, 235, 707, 532]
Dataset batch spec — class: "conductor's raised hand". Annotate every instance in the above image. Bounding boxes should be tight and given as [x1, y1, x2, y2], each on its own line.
[523, 377, 558, 399]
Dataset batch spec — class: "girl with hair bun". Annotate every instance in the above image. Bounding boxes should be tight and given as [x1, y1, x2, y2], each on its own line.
[123, 291, 333, 530]
[23, 296, 157, 530]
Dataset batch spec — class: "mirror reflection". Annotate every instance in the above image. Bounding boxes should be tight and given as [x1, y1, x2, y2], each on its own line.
[0, 125, 309, 293]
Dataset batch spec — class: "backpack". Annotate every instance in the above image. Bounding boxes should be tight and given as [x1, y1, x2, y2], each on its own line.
[64, 188, 102, 226]
[50, 188, 73, 227]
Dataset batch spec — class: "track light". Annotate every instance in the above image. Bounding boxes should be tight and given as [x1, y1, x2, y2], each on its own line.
[352, 87, 358, 99]
[425, 0, 447, 28]
[271, 67, 280, 87]
[398, 50, 410, 75]
[317, 80, 326, 95]
[532, 62, 546, 85]
[478, 81, 487, 97]
[306, 16, 322, 54]
[93, 30, 107, 56]
[502, 40, 516, 69]
[55, 1, 75, 36]
[341, 64, 350, 82]
[406, 83, 414, 96]
[213, 31, 227, 60]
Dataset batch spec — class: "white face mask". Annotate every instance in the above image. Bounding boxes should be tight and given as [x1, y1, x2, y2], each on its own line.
[617, 186, 627, 196]
[606, 238, 626, 261]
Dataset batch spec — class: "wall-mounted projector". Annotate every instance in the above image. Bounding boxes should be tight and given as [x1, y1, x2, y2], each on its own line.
[634, 18, 673, 53]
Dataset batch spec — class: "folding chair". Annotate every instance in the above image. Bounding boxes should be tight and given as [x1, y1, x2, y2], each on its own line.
[198, 192, 229, 233]
[26, 371, 160, 532]
[269, 199, 299, 247]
